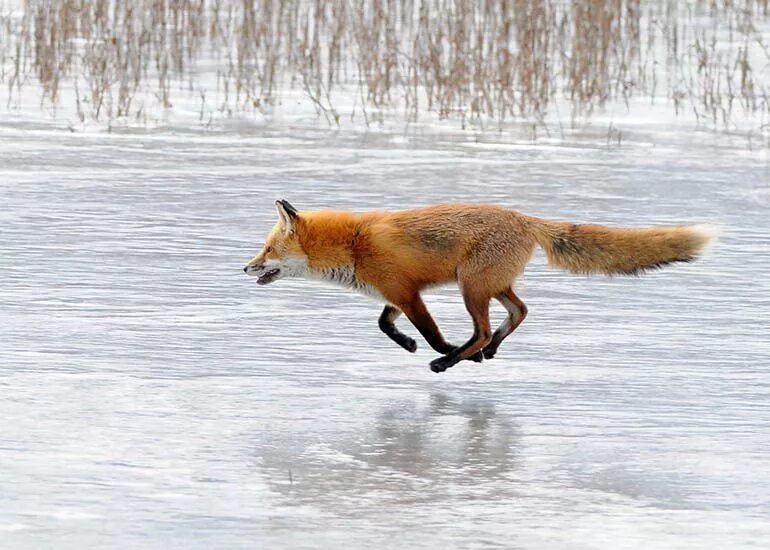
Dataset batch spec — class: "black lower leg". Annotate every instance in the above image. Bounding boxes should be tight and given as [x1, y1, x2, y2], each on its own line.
[430, 331, 486, 373]
[378, 305, 417, 352]
[431, 327, 490, 373]
[482, 329, 507, 359]
[482, 289, 527, 359]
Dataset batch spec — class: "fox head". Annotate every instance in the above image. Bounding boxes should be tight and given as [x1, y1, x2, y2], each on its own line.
[243, 200, 309, 285]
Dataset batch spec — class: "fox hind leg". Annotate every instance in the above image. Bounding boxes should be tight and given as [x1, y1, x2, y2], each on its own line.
[378, 305, 417, 353]
[430, 288, 492, 373]
[483, 288, 527, 360]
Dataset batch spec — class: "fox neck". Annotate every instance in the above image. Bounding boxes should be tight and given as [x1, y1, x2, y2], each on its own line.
[297, 211, 380, 298]
[299, 211, 359, 270]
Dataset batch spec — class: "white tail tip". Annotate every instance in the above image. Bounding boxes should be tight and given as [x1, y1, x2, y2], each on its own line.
[690, 224, 722, 250]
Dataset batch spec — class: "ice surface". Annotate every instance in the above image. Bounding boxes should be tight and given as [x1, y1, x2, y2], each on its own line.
[1, 120, 769, 549]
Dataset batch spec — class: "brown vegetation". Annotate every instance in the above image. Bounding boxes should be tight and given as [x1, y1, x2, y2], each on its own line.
[1, 0, 769, 129]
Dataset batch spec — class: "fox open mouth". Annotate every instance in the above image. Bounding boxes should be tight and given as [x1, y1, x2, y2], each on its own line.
[257, 268, 280, 285]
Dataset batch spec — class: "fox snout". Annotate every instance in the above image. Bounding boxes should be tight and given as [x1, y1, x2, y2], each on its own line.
[243, 259, 264, 273]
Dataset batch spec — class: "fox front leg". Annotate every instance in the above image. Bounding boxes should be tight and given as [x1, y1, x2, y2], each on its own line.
[378, 305, 418, 353]
[395, 294, 457, 355]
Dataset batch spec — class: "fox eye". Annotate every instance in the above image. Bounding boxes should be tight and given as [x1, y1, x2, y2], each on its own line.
[265, 246, 273, 254]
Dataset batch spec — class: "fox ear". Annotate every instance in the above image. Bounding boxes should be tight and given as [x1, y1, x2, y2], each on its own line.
[275, 200, 299, 234]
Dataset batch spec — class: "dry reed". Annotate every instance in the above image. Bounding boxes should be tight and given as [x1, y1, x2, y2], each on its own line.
[1, 0, 769, 130]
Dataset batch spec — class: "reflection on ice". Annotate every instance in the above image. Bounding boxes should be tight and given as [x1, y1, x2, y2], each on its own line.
[259, 393, 519, 504]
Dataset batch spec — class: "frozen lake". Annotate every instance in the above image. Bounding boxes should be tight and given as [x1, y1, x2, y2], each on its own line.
[1, 122, 769, 548]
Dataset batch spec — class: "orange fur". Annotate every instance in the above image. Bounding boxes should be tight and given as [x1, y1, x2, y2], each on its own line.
[245, 202, 716, 372]
[526, 218, 715, 275]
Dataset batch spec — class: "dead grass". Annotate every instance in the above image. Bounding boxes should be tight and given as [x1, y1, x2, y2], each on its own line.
[1, 0, 769, 130]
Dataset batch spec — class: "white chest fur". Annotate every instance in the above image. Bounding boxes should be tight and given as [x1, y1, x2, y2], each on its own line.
[310, 266, 383, 300]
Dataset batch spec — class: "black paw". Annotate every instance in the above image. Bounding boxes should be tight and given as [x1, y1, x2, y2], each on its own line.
[482, 346, 497, 360]
[468, 351, 484, 363]
[402, 337, 418, 353]
[430, 355, 458, 373]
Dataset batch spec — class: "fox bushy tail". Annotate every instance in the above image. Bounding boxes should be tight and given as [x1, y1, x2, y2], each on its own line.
[526, 217, 717, 275]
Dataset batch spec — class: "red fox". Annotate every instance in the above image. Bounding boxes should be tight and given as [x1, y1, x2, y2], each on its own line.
[244, 200, 716, 373]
